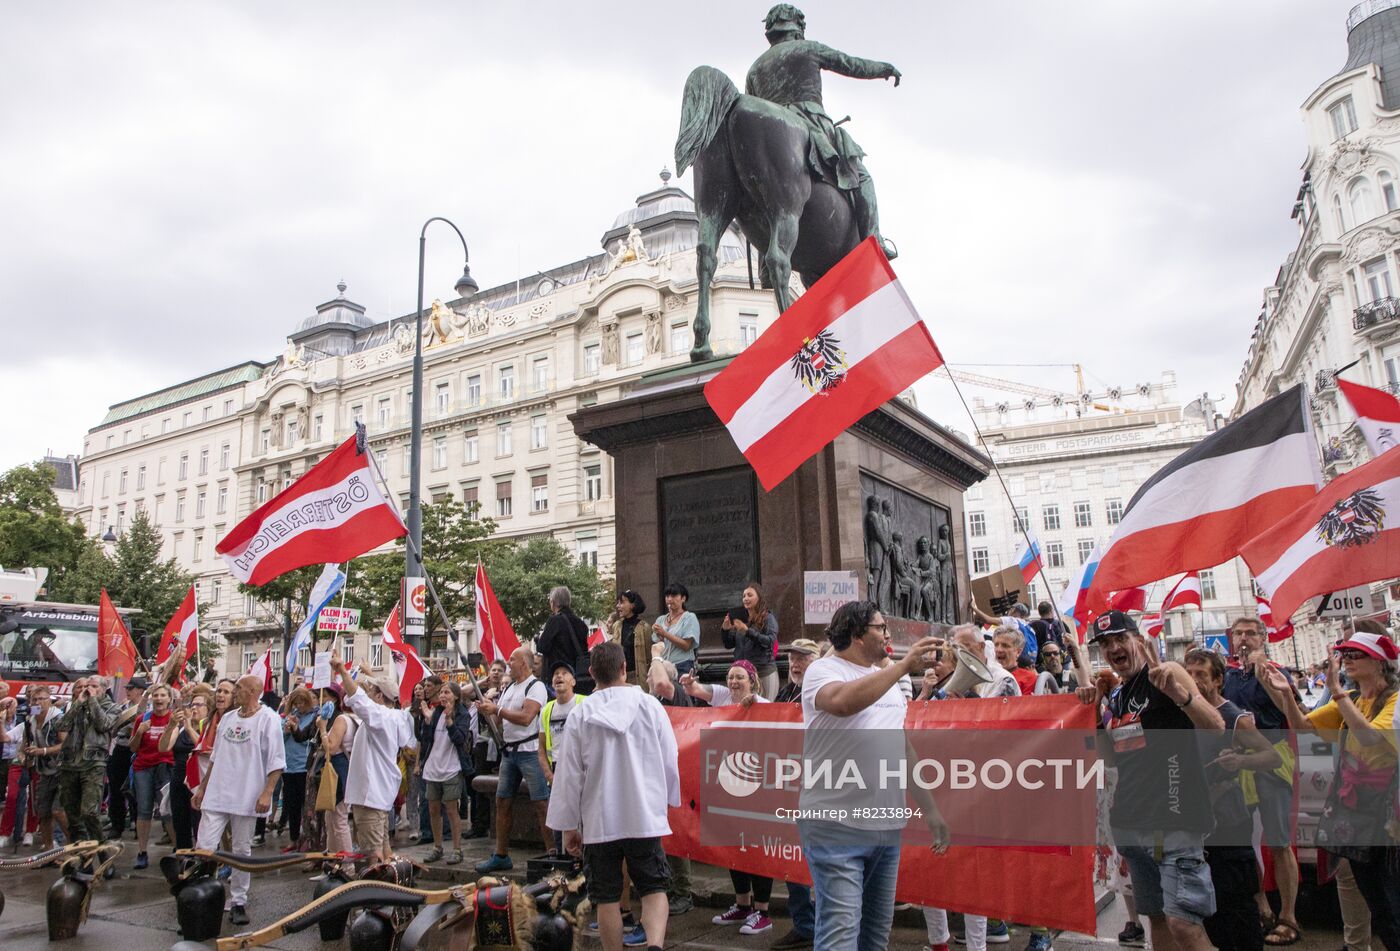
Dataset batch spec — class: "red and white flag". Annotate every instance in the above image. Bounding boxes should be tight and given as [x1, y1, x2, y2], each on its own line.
[246, 646, 275, 694]
[474, 562, 521, 663]
[217, 429, 405, 586]
[1337, 377, 1400, 458]
[703, 237, 945, 491]
[1140, 613, 1164, 638]
[1087, 386, 1321, 611]
[157, 586, 199, 665]
[1242, 446, 1400, 621]
[98, 589, 140, 680]
[1255, 595, 1295, 644]
[380, 599, 429, 707]
[1107, 586, 1148, 613]
[1160, 572, 1203, 612]
[587, 625, 606, 650]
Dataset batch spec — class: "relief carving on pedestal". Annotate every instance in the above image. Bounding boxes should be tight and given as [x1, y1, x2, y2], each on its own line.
[861, 475, 955, 624]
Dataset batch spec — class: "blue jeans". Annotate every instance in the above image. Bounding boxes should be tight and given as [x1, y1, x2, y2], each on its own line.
[786, 881, 814, 939]
[799, 820, 901, 951]
[417, 779, 432, 839]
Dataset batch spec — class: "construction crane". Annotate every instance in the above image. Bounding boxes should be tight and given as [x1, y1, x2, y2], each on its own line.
[937, 364, 1132, 414]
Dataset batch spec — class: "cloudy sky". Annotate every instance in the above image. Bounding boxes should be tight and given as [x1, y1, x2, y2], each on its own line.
[0, 0, 1362, 471]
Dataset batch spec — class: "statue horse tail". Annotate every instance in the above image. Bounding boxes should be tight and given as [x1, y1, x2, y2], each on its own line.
[674, 65, 739, 177]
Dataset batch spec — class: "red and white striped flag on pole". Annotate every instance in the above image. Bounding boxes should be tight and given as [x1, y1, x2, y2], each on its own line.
[587, 625, 606, 650]
[1337, 377, 1400, 458]
[1242, 447, 1400, 621]
[157, 585, 199, 666]
[474, 562, 521, 664]
[217, 428, 405, 586]
[1160, 572, 1203, 612]
[246, 645, 275, 694]
[1255, 595, 1294, 644]
[1140, 613, 1164, 639]
[379, 600, 429, 707]
[703, 237, 945, 491]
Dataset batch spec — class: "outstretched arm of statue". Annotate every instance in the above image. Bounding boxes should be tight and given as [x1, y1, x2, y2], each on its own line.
[813, 43, 900, 85]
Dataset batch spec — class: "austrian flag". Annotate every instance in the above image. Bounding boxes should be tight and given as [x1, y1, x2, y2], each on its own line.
[704, 237, 945, 490]
[217, 428, 405, 586]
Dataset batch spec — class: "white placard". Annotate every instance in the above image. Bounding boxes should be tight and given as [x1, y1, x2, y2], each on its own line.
[1317, 585, 1383, 619]
[317, 607, 361, 632]
[803, 570, 860, 625]
[312, 651, 332, 689]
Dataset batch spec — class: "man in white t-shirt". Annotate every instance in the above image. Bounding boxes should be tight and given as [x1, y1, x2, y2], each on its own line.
[801, 601, 948, 951]
[191, 675, 286, 926]
[329, 654, 416, 862]
[474, 646, 551, 873]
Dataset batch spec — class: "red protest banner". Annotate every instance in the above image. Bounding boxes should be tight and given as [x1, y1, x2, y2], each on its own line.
[663, 697, 1098, 935]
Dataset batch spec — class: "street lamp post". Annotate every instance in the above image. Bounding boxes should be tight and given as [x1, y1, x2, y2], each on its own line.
[406, 217, 478, 653]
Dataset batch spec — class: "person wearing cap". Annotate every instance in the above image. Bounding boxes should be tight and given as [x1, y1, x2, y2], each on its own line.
[651, 583, 700, 677]
[1259, 622, 1400, 948]
[772, 638, 820, 949]
[538, 661, 586, 857]
[106, 676, 148, 841]
[1220, 616, 1302, 947]
[1087, 610, 1223, 951]
[775, 638, 819, 704]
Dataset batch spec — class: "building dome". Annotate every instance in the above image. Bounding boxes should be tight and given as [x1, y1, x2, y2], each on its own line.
[293, 282, 372, 337]
[1343, 0, 1400, 108]
[600, 167, 743, 260]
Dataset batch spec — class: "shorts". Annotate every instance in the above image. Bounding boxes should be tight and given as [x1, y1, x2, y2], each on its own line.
[497, 750, 550, 802]
[425, 776, 462, 802]
[1113, 828, 1216, 925]
[133, 763, 171, 820]
[32, 773, 61, 819]
[583, 837, 671, 905]
[352, 805, 389, 854]
[1252, 776, 1294, 848]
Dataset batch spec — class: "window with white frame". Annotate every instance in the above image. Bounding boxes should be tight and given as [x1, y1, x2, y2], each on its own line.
[1199, 569, 1217, 600]
[625, 332, 644, 365]
[102, 472, 110, 497]
[203, 405, 212, 422]
[1046, 542, 1064, 569]
[198, 448, 209, 475]
[531, 356, 549, 392]
[1014, 507, 1029, 533]
[1335, 193, 1349, 233]
[216, 484, 228, 514]
[119, 468, 128, 493]
[1105, 498, 1124, 525]
[136, 465, 146, 490]
[377, 397, 392, 427]
[176, 493, 186, 522]
[462, 483, 479, 509]
[116, 503, 125, 529]
[1365, 257, 1395, 301]
[967, 511, 986, 537]
[1329, 96, 1358, 139]
[224, 398, 234, 416]
[499, 366, 515, 400]
[497, 422, 513, 456]
[1077, 539, 1094, 564]
[243, 650, 256, 671]
[286, 416, 299, 444]
[435, 381, 451, 415]
[1350, 176, 1377, 224]
[530, 415, 547, 450]
[1383, 170, 1399, 213]
[432, 436, 448, 470]
[466, 374, 482, 405]
[971, 548, 990, 574]
[211, 579, 221, 604]
[464, 431, 479, 464]
[496, 480, 513, 517]
[161, 418, 171, 434]
[341, 641, 355, 665]
[1043, 504, 1061, 531]
[220, 442, 231, 470]
[256, 480, 267, 504]
[373, 449, 387, 476]
[584, 463, 602, 500]
[351, 404, 364, 425]
[370, 637, 383, 668]
[670, 322, 690, 354]
[577, 536, 598, 567]
[182, 411, 192, 427]
[739, 313, 758, 348]
[193, 533, 203, 561]
[298, 647, 312, 670]
[582, 343, 600, 374]
[1073, 501, 1092, 528]
[259, 428, 271, 453]
[401, 447, 411, 477]
[313, 415, 323, 441]
[531, 473, 548, 512]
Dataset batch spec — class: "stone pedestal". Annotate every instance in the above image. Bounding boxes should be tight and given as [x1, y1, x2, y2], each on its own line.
[570, 361, 989, 653]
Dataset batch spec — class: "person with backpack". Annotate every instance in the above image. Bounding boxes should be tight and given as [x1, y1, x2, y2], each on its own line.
[475, 646, 552, 873]
[1029, 601, 1065, 654]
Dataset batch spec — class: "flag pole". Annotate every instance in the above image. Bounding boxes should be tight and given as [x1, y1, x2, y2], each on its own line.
[364, 440, 503, 747]
[939, 370, 1092, 685]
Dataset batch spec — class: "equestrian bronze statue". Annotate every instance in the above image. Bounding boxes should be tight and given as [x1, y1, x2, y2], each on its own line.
[675, 3, 900, 360]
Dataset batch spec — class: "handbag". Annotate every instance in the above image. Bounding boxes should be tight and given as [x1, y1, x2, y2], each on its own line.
[1316, 688, 1398, 863]
[315, 756, 339, 813]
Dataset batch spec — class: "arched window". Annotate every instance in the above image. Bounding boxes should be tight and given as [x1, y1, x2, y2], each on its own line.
[1381, 170, 1398, 212]
[1350, 176, 1376, 224]
[1335, 193, 1349, 232]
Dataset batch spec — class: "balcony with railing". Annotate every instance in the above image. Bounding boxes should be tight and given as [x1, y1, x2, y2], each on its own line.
[1354, 296, 1400, 333]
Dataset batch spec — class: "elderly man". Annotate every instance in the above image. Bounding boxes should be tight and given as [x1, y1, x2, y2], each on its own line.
[771, 638, 821, 949]
[191, 675, 285, 926]
[537, 586, 590, 690]
[329, 655, 414, 863]
[56, 676, 118, 846]
[475, 646, 550, 873]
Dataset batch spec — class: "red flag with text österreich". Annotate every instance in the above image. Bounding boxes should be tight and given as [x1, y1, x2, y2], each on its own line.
[98, 589, 140, 680]
[216, 427, 405, 586]
[703, 237, 945, 491]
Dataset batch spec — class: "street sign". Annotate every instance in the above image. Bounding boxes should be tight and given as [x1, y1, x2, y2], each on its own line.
[1204, 633, 1229, 655]
[803, 570, 859, 625]
[1316, 585, 1383, 619]
[404, 576, 426, 639]
[316, 607, 360, 632]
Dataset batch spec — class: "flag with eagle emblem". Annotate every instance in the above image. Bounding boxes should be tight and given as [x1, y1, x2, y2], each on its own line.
[704, 237, 944, 490]
[1242, 447, 1400, 622]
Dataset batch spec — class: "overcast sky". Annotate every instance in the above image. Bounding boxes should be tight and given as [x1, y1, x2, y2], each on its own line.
[0, 0, 1363, 472]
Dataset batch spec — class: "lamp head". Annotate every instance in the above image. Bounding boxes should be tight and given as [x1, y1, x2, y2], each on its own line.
[101, 527, 117, 543]
[454, 264, 479, 301]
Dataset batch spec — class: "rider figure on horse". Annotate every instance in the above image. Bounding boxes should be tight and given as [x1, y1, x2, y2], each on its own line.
[745, 4, 901, 259]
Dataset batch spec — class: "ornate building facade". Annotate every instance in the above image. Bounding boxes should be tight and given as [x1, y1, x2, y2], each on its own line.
[1233, 0, 1400, 664]
[73, 175, 778, 674]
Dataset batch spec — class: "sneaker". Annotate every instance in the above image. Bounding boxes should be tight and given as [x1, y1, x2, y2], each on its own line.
[668, 895, 693, 917]
[22, 833, 34, 847]
[1025, 935, 1053, 951]
[1116, 922, 1145, 947]
[425, 846, 444, 863]
[474, 853, 513, 874]
[217, 866, 231, 881]
[739, 910, 773, 935]
[446, 850, 462, 866]
[133, 852, 148, 870]
[712, 904, 752, 925]
[0, 836, 10, 849]
[309, 872, 329, 882]
[988, 922, 1011, 944]
[771, 930, 814, 950]
[229, 905, 250, 926]
[622, 923, 649, 946]
[586, 916, 639, 935]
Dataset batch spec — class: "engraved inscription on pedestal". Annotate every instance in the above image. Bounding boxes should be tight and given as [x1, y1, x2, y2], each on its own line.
[860, 473, 955, 623]
[660, 469, 760, 614]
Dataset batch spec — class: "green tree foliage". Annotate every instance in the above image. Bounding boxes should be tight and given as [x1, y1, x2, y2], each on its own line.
[484, 537, 610, 641]
[0, 462, 87, 594]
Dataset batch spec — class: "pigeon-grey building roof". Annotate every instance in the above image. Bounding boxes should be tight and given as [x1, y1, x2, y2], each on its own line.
[1342, 0, 1400, 109]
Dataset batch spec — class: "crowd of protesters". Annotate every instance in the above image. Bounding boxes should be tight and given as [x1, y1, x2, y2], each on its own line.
[1, 582, 1398, 951]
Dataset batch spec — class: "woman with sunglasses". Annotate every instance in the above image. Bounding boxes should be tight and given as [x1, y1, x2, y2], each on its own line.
[1260, 624, 1400, 949]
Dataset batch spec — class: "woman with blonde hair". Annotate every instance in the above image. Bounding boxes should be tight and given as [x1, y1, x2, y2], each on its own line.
[161, 682, 214, 850]
[279, 687, 320, 848]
